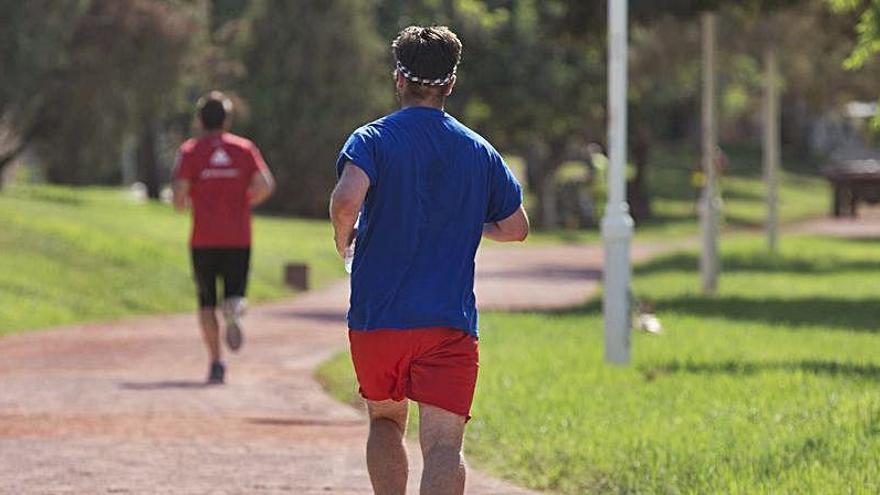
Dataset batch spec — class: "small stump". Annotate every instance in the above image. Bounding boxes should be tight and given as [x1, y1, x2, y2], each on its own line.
[284, 263, 309, 291]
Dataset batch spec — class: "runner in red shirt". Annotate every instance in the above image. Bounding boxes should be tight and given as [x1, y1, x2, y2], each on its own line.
[172, 91, 275, 384]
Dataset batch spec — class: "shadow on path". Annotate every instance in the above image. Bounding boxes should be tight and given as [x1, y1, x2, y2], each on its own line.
[244, 417, 363, 428]
[119, 380, 213, 390]
[267, 309, 346, 323]
[480, 265, 602, 282]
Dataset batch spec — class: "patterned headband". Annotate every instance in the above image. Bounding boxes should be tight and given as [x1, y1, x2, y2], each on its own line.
[396, 61, 457, 86]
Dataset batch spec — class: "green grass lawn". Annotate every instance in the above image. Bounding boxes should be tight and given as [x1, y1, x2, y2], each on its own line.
[318, 235, 880, 493]
[530, 144, 830, 244]
[0, 185, 343, 335]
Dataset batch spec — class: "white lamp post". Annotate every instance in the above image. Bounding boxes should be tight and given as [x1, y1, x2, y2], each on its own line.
[602, 0, 634, 364]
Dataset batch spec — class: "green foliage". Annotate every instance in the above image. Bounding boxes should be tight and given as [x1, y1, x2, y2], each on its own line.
[0, 0, 204, 186]
[829, 0, 880, 69]
[318, 235, 880, 493]
[0, 0, 87, 116]
[236, 0, 391, 217]
[0, 185, 343, 335]
[0, 0, 89, 177]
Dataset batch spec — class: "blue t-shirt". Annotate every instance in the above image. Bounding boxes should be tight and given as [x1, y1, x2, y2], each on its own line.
[336, 106, 522, 338]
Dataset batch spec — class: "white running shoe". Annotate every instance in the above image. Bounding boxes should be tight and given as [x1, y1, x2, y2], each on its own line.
[223, 297, 246, 352]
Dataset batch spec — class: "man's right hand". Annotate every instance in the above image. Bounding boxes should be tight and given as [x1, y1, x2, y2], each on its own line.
[172, 179, 191, 211]
[335, 227, 357, 258]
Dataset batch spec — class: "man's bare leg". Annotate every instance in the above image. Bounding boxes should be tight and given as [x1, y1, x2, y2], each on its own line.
[198, 308, 221, 362]
[419, 403, 466, 495]
[366, 399, 409, 495]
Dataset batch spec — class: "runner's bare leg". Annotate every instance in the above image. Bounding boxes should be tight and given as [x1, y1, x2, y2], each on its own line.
[419, 403, 466, 495]
[366, 399, 409, 495]
[198, 308, 221, 362]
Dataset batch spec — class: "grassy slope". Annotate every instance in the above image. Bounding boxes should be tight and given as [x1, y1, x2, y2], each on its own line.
[318, 235, 880, 493]
[530, 144, 829, 243]
[0, 185, 343, 335]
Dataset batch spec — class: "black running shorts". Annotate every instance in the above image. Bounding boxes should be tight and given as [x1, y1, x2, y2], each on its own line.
[191, 248, 251, 308]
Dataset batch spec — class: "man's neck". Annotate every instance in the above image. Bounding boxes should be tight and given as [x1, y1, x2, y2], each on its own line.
[399, 97, 445, 111]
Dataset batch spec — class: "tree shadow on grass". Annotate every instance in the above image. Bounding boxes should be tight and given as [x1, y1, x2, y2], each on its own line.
[536, 294, 879, 333]
[658, 296, 880, 332]
[640, 358, 880, 381]
[833, 236, 880, 244]
[634, 251, 880, 276]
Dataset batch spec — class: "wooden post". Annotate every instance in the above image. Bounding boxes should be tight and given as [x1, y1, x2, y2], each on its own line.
[763, 45, 780, 253]
[284, 263, 309, 291]
[700, 12, 720, 295]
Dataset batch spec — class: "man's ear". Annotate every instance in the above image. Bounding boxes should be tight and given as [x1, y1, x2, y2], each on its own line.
[443, 75, 457, 97]
[395, 71, 407, 91]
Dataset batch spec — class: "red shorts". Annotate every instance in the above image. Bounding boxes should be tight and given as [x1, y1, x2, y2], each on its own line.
[349, 327, 479, 418]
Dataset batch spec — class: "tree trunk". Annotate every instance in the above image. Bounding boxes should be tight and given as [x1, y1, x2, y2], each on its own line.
[627, 124, 653, 223]
[525, 142, 547, 228]
[525, 140, 565, 229]
[540, 175, 558, 228]
[137, 119, 161, 200]
[0, 121, 40, 191]
[0, 153, 19, 191]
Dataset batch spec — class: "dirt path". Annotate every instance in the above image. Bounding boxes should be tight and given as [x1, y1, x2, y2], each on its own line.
[0, 239, 693, 494]
[787, 206, 880, 238]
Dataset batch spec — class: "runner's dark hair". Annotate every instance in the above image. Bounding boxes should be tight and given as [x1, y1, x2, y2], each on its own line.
[197, 91, 231, 131]
[392, 26, 462, 102]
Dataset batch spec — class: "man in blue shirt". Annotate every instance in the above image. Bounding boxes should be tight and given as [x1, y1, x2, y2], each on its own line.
[330, 25, 529, 495]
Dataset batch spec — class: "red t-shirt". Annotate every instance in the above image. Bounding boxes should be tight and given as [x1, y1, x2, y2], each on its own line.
[173, 132, 269, 248]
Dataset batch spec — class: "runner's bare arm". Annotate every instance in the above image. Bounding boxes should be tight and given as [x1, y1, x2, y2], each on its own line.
[330, 162, 370, 257]
[483, 205, 529, 242]
[172, 179, 190, 211]
[249, 167, 276, 206]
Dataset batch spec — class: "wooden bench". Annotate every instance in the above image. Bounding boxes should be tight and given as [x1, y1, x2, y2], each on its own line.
[822, 159, 880, 217]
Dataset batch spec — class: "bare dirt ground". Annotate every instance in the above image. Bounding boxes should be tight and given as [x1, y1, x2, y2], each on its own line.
[788, 206, 880, 238]
[0, 236, 748, 494]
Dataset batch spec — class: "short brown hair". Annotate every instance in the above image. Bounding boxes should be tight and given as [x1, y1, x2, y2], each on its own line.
[197, 91, 232, 130]
[392, 26, 462, 101]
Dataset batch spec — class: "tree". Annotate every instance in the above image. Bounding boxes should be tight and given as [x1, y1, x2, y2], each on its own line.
[0, 0, 200, 194]
[0, 0, 89, 187]
[237, 0, 391, 216]
[828, 0, 880, 70]
[828, 0, 880, 128]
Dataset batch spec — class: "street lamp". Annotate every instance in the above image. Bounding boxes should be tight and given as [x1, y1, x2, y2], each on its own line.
[602, 0, 634, 364]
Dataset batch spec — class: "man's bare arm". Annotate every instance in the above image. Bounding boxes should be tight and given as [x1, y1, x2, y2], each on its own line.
[172, 179, 191, 211]
[330, 162, 370, 257]
[483, 205, 530, 242]
[249, 167, 276, 206]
